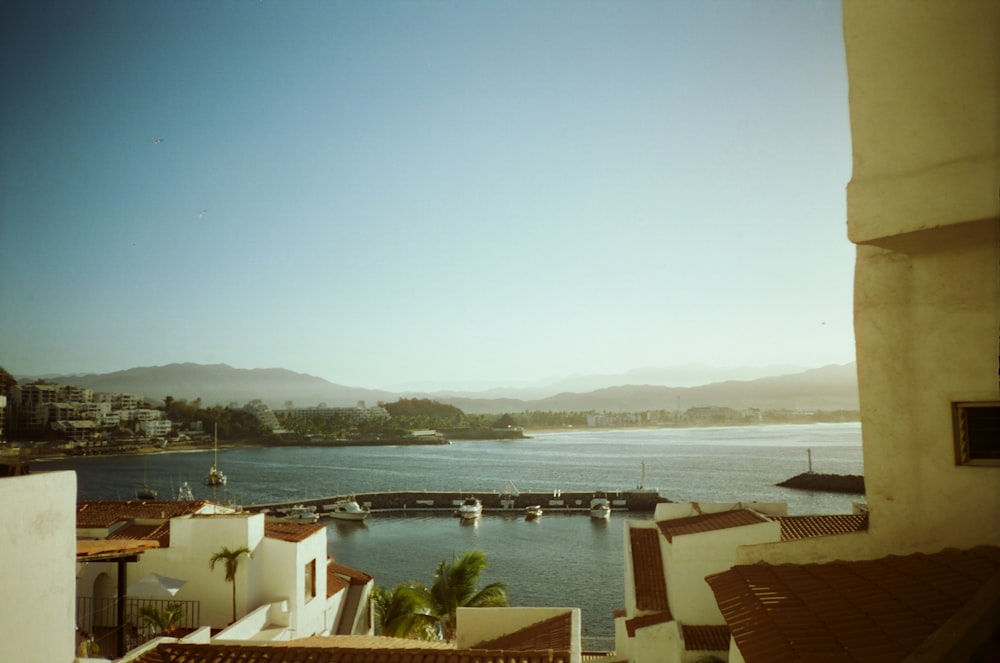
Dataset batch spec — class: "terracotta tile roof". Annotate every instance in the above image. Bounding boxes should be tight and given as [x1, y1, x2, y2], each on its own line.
[76, 538, 159, 560]
[77, 500, 208, 528]
[629, 526, 670, 613]
[264, 517, 325, 542]
[656, 509, 768, 542]
[132, 642, 571, 663]
[327, 572, 350, 597]
[705, 545, 1000, 663]
[774, 514, 869, 541]
[624, 611, 671, 637]
[681, 624, 730, 651]
[329, 560, 373, 586]
[107, 521, 172, 547]
[472, 611, 573, 652]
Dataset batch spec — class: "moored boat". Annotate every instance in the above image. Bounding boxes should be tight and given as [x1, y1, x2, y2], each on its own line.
[326, 498, 369, 521]
[176, 481, 194, 501]
[458, 496, 482, 520]
[525, 505, 543, 520]
[205, 424, 227, 487]
[281, 504, 320, 523]
[589, 492, 611, 520]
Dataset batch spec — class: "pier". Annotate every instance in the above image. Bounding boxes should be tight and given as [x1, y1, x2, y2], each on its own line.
[246, 489, 668, 516]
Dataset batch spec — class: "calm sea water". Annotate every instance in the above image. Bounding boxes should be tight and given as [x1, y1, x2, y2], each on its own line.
[40, 423, 863, 647]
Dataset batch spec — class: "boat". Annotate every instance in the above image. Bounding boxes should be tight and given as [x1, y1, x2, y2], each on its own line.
[590, 492, 611, 520]
[205, 424, 227, 487]
[281, 504, 320, 523]
[458, 496, 482, 520]
[176, 481, 194, 501]
[326, 498, 369, 521]
[525, 505, 543, 520]
[136, 457, 157, 499]
[136, 485, 158, 500]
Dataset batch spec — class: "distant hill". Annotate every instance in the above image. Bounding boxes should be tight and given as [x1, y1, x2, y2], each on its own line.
[30, 362, 858, 413]
[434, 363, 859, 414]
[41, 363, 396, 409]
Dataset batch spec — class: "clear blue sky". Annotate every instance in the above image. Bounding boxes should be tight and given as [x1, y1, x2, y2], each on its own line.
[0, 0, 854, 391]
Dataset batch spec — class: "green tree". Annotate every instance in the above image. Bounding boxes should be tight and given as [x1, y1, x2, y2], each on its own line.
[371, 582, 437, 640]
[418, 550, 508, 641]
[209, 546, 253, 623]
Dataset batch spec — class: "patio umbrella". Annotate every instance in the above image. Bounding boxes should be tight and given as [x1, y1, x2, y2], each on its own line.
[127, 572, 187, 597]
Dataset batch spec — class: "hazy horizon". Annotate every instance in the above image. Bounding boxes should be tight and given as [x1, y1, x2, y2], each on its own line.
[0, 1, 855, 391]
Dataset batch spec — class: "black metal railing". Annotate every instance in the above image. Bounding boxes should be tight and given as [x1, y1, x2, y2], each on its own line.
[76, 596, 201, 656]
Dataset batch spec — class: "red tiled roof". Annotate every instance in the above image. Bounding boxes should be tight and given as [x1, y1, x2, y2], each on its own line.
[107, 521, 172, 547]
[656, 509, 768, 542]
[329, 560, 373, 586]
[624, 611, 671, 637]
[473, 611, 573, 653]
[629, 526, 670, 613]
[774, 514, 869, 541]
[132, 642, 571, 663]
[264, 517, 325, 542]
[681, 624, 730, 651]
[77, 500, 208, 528]
[327, 572, 350, 597]
[705, 545, 1000, 663]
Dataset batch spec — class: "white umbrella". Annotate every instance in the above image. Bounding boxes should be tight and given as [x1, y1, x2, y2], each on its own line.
[127, 572, 187, 597]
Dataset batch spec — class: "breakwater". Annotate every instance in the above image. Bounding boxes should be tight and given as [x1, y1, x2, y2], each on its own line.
[247, 488, 669, 515]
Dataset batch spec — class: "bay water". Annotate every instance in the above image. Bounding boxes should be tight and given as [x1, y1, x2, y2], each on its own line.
[40, 423, 863, 648]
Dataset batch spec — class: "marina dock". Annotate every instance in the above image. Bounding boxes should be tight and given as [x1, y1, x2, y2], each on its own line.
[247, 489, 668, 516]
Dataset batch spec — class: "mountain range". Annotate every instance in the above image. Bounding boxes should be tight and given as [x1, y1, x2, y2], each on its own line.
[22, 362, 860, 414]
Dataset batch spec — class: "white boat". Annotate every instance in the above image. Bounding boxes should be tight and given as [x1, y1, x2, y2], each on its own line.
[281, 504, 320, 523]
[525, 505, 543, 520]
[458, 497, 482, 520]
[590, 492, 611, 520]
[205, 424, 227, 487]
[327, 498, 369, 521]
[176, 481, 194, 501]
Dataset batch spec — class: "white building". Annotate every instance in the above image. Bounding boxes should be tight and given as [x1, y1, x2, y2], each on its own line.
[76, 500, 372, 657]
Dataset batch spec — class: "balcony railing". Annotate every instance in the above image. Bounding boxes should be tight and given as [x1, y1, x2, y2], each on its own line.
[76, 596, 201, 656]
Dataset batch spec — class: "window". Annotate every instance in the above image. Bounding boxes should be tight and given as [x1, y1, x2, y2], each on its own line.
[304, 559, 316, 601]
[953, 401, 1000, 465]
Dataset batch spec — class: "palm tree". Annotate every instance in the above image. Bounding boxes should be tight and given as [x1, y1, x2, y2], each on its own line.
[419, 550, 509, 641]
[138, 602, 185, 636]
[371, 582, 437, 640]
[209, 546, 252, 623]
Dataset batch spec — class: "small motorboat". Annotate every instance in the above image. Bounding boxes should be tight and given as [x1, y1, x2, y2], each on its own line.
[458, 497, 482, 520]
[281, 504, 320, 523]
[525, 505, 543, 520]
[327, 498, 369, 521]
[590, 492, 611, 520]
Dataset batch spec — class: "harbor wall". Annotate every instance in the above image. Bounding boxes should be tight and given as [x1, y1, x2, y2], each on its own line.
[248, 489, 668, 514]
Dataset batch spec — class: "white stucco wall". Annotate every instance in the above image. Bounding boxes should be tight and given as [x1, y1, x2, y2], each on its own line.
[665, 521, 779, 624]
[844, 0, 1000, 554]
[1, 470, 77, 663]
[457, 607, 581, 663]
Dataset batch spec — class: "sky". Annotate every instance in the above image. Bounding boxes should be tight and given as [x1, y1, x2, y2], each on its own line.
[0, 0, 855, 392]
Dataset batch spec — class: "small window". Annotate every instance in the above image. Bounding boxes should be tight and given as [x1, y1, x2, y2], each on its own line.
[305, 559, 316, 601]
[953, 402, 1000, 465]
